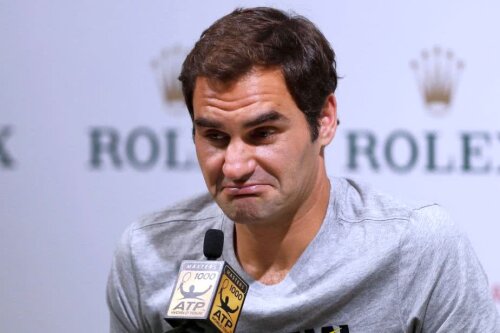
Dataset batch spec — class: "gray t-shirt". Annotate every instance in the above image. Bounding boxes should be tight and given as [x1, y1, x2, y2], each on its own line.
[107, 177, 500, 332]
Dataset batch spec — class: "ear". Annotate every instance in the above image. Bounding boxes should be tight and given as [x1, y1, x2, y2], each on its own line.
[318, 94, 338, 146]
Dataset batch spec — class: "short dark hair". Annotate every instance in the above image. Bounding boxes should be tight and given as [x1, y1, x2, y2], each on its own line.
[179, 7, 338, 140]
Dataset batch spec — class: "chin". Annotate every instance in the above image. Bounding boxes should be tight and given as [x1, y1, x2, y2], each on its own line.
[221, 204, 265, 224]
[226, 210, 259, 223]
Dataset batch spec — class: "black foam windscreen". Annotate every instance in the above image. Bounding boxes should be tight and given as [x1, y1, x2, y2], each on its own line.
[203, 229, 224, 260]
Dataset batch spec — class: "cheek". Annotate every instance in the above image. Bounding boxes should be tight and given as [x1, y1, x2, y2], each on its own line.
[254, 142, 299, 177]
[258, 138, 318, 179]
[195, 145, 224, 184]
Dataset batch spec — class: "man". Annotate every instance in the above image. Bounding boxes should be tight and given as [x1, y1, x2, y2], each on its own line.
[107, 7, 500, 332]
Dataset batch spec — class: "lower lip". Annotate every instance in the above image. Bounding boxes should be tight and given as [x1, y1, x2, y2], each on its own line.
[223, 185, 268, 196]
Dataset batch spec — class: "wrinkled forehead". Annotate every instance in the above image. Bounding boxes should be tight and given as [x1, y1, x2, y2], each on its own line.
[192, 67, 293, 114]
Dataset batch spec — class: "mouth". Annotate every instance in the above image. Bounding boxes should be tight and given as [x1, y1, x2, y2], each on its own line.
[221, 184, 270, 197]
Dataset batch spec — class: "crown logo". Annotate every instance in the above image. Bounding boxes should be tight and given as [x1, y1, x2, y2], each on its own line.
[410, 46, 464, 115]
[151, 46, 187, 110]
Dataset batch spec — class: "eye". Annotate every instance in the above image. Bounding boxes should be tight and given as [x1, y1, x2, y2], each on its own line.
[207, 132, 226, 140]
[202, 130, 229, 146]
[250, 127, 277, 141]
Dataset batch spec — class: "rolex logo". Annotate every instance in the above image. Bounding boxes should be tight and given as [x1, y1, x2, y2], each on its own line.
[151, 46, 188, 110]
[410, 46, 464, 115]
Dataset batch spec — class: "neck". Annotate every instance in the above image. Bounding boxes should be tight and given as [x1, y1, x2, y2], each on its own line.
[234, 174, 331, 285]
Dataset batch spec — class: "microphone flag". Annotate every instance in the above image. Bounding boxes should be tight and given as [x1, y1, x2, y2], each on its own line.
[165, 260, 248, 333]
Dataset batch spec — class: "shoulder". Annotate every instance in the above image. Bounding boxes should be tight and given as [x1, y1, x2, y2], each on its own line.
[333, 177, 444, 224]
[332, 177, 473, 268]
[133, 192, 220, 230]
[332, 177, 459, 248]
[330, 179, 498, 329]
[117, 193, 223, 260]
[107, 193, 222, 331]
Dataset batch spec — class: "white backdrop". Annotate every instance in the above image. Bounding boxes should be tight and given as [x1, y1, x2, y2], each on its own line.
[1, 1, 499, 332]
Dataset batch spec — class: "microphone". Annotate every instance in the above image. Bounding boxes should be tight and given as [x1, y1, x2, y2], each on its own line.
[164, 229, 249, 333]
[204, 229, 224, 260]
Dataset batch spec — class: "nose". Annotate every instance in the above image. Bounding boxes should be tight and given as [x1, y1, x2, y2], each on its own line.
[222, 139, 256, 181]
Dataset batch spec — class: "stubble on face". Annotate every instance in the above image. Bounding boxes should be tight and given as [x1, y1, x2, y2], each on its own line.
[192, 68, 326, 226]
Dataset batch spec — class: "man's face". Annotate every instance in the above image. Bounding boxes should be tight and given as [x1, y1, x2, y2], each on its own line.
[192, 67, 334, 224]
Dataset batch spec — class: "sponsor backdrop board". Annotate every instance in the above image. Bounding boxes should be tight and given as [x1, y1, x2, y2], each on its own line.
[1, 0, 499, 331]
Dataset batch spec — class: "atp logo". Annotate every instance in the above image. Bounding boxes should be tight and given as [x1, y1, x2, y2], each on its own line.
[211, 278, 240, 331]
[178, 272, 212, 301]
[217, 278, 240, 313]
[168, 271, 215, 317]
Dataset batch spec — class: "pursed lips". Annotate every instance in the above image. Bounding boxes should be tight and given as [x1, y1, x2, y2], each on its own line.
[220, 183, 270, 196]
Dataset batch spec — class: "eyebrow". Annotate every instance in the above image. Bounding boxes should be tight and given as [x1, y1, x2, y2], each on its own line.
[193, 117, 222, 129]
[194, 110, 288, 129]
[243, 111, 287, 128]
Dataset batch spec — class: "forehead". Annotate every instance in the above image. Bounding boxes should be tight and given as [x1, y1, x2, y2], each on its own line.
[192, 67, 299, 120]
